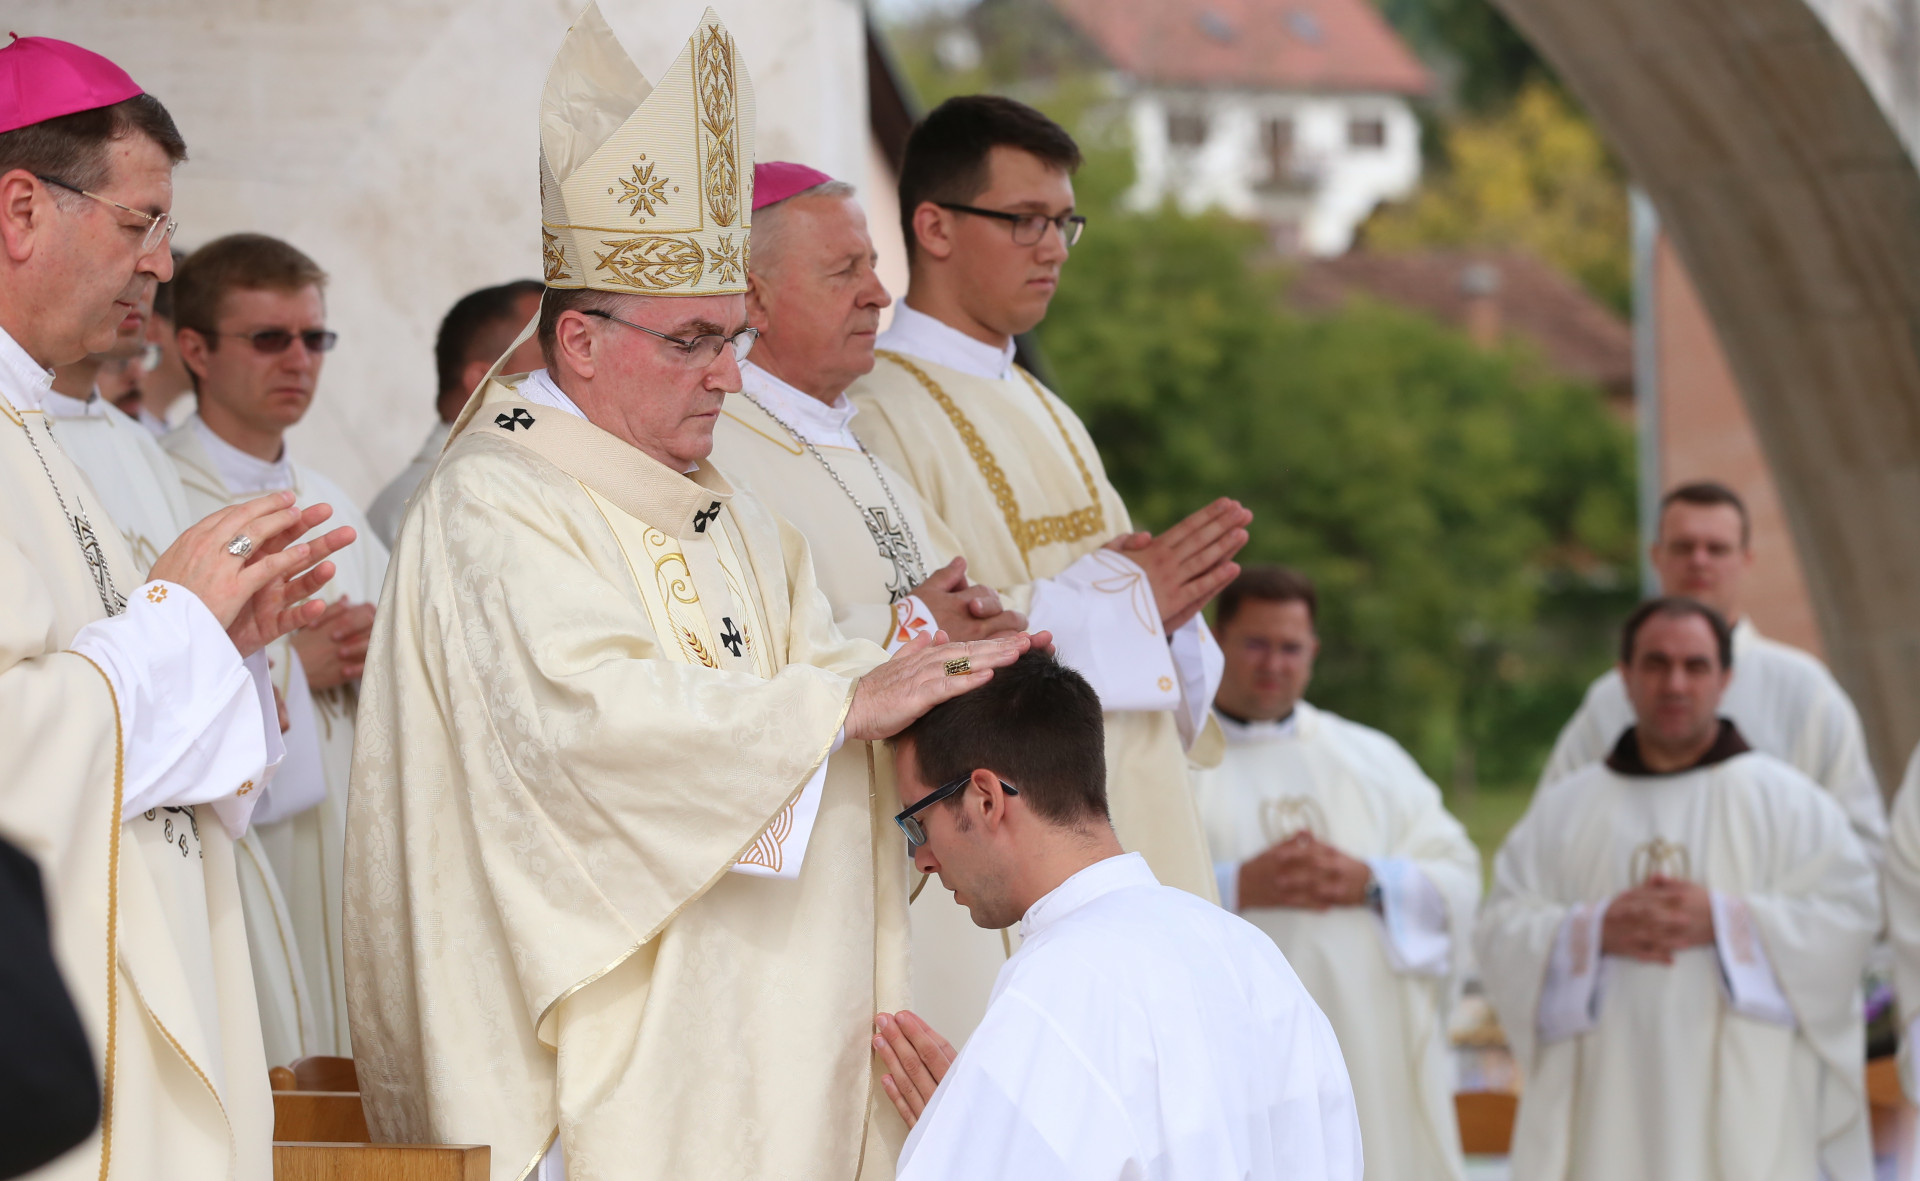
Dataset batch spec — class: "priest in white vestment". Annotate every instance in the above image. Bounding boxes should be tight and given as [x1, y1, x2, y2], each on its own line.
[710, 160, 1036, 1047]
[1882, 744, 1920, 1113]
[368, 279, 544, 546]
[1540, 481, 1885, 859]
[1478, 597, 1879, 1181]
[848, 97, 1245, 967]
[874, 651, 1361, 1180]
[345, 12, 1038, 1181]
[164, 233, 389, 1058]
[1192, 567, 1478, 1181]
[0, 35, 358, 1178]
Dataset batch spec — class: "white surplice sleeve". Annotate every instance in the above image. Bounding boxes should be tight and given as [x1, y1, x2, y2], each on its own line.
[1368, 857, 1453, 976]
[68, 579, 283, 838]
[1537, 899, 1611, 1044]
[1027, 550, 1223, 749]
[1710, 892, 1796, 1027]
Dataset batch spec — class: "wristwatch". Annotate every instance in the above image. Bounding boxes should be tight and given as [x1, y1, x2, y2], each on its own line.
[1363, 874, 1384, 914]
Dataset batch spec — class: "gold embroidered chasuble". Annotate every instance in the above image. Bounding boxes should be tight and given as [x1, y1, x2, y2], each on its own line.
[346, 375, 909, 1181]
[165, 421, 390, 1059]
[848, 354, 1220, 890]
[0, 392, 271, 1180]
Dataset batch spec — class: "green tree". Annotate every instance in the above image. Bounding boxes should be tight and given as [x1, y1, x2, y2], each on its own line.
[1041, 158, 1638, 785]
[1362, 81, 1631, 312]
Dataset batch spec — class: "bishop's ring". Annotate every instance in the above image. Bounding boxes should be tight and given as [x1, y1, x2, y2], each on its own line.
[226, 534, 254, 559]
[944, 656, 972, 677]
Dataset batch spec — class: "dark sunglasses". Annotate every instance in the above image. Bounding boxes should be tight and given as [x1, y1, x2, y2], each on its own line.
[213, 329, 340, 355]
[895, 774, 1018, 850]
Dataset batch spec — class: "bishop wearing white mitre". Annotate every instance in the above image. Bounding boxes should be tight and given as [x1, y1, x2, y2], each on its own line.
[1478, 597, 1879, 1181]
[344, 11, 1034, 1181]
[1191, 567, 1479, 1181]
[0, 33, 356, 1179]
[1540, 481, 1885, 859]
[848, 95, 1250, 1039]
[43, 289, 318, 1065]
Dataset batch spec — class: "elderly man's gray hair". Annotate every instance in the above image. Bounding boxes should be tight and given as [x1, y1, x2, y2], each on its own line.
[750, 180, 858, 276]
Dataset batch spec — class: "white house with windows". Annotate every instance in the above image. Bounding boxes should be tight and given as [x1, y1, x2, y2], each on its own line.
[1053, 0, 1431, 255]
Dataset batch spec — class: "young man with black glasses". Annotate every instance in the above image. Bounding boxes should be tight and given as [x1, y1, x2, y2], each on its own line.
[163, 231, 390, 1062]
[875, 650, 1361, 1181]
[848, 93, 1253, 1047]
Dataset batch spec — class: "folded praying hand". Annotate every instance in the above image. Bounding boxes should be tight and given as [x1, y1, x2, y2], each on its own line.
[872, 1010, 956, 1130]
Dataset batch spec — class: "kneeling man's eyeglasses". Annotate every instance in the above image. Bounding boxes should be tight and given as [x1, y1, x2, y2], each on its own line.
[895, 774, 1018, 849]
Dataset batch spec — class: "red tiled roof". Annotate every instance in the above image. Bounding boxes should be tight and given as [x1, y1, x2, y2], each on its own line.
[1289, 249, 1633, 392]
[1051, 0, 1432, 96]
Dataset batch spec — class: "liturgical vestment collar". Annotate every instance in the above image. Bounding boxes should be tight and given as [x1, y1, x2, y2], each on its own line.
[467, 374, 736, 541]
[1606, 718, 1752, 777]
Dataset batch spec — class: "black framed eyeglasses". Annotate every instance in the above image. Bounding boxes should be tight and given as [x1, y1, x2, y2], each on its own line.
[213, 329, 340, 355]
[936, 202, 1086, 247]
[35, 173, 178, 254]
[895, 774, 1018, 850]
[584, 308, 758, 366]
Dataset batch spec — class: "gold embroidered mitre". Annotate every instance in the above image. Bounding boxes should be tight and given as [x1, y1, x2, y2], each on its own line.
[539, 4, 755, 296]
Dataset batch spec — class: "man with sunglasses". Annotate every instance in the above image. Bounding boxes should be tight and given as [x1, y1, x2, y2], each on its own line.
[0, 34, 358, 1180]
[873, 651, 1361, 1181]
[848, 95, 1251, 1045]
[346, 13, 1037, 1181]
[163, 232, 390, 1061]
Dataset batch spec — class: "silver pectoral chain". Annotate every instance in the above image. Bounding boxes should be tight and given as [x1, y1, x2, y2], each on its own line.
[15, 414, 125, 616]
[744, 394, 929, 599]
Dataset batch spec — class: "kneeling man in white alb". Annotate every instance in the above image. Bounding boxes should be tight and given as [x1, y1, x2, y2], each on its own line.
[873, 651, 1361, 1181]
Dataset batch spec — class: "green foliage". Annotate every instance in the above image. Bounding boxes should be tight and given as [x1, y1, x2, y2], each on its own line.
[1373, 0, 1555, 112]
[1363, 81, 1631, 313]
[1042, 159, 1638, 786]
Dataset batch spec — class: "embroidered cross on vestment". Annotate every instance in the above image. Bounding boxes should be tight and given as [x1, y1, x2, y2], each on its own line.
[693, 501, 722, 533]
[720, 617, 744, 657]
[495, 408, 536, 431]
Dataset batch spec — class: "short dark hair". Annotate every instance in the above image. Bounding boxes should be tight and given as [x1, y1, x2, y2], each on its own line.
[1215, 565, 1318, 631]
[898, 95, 1082, 261]
[436, 280, 543, 395]
[1619, 596, 1734, 669]
[898, 650, 1108, 826]
[535, 286, 625, 373]
[1660, 480, 1750, 549]
[0, 94, 187, 193]
[173, 233, 328, 341]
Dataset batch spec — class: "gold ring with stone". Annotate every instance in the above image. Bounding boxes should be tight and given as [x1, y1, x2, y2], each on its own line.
[226, 534, 255, 559]
[944, 657, 972, 677]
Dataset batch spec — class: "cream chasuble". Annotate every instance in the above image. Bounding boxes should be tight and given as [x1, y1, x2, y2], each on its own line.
[849, 348, 1222, 1043]
[1540, 620, 1886, 860]
[165, 419, 389, 1058]
[0, 387, 272, 1180]
[41, 393, 317, 1068]
[346, 373, 910, 1181]
[1193, 702, 1478, 1181]
[1476, 748, 1878, 1181]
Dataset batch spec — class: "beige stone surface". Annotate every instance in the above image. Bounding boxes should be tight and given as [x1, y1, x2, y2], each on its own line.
[1495, 0, 1920, 780]
[16, 0, 872, 504]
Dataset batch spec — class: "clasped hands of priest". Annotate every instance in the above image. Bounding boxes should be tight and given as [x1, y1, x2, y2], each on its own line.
[1238, 831, 1375, 911]
[147, 488, 357, 659]
[1598, 875, 1715, 963]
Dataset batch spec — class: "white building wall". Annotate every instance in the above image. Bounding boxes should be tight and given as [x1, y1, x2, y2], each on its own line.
[1124, 86, 1422, 255]
[15, 0, 872, 506]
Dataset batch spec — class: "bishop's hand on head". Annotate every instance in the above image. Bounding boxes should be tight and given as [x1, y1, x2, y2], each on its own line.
[148, 490, 357, 658]
[844, 630, 1046, 742]
[1107, 497, 1253, 634]
[910, 556, 1028, 641]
